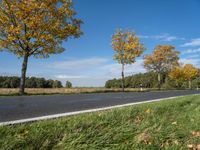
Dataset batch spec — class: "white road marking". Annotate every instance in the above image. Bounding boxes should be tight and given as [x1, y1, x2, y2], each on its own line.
[0, 94, 198, 126]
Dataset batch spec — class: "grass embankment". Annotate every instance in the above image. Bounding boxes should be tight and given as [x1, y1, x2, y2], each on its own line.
[0, 88, 153, 96]
[0, 95, 200, 149]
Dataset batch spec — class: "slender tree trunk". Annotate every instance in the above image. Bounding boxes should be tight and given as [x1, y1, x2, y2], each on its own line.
[19, 53, 29, 95]
[189, 80, 192, 89]
[121, 64, 125, 92]
[158, 72, 161, 90]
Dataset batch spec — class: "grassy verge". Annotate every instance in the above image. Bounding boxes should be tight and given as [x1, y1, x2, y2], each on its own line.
[0, 95, 200, 149]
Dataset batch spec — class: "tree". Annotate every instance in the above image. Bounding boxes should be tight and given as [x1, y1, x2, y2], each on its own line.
[143, 45, 179, 89]
[65, 81, 72, 88]
[46, 79, 54, 88]
[169, 64, 198, 89]
[53, 80, 62, 88]
[0, 0, 82, 94]
[183, 64, 198, 89]
[169, 66, 185, 88]
[111, 29, 144, 92]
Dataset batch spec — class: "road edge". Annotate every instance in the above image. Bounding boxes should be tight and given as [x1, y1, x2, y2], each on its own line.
[0, 94, 199, 126]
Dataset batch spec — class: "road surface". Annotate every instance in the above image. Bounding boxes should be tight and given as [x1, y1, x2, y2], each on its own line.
[0, 90, 200, 123]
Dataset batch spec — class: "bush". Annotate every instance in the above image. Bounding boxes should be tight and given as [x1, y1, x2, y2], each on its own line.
[0, 76, 63, 88]
[65, 81, 72, 88]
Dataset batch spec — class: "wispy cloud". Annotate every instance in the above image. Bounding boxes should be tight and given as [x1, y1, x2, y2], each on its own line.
[42, 57, 146, 87]
[181, 38, 200, 47]
[49, 57, 109, 70]
[55, 75, 87, 79]
[139, 33, 185, 42]
[101, 59, 146, 78]
[179, 58, 200, 67]
[182, 48, 200, 54]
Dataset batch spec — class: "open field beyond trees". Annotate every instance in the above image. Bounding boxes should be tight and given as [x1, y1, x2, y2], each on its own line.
[0, 88, 156, 96]
[0, 95, 200, 149]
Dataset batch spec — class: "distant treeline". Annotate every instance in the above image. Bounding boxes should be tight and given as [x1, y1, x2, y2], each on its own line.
[0, 76, 63, 88]
[105, 71, 200, 89]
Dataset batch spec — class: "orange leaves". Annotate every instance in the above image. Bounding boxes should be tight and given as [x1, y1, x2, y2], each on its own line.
[169, 66, 184, 81]
[0, 0, 82, 58]
[187, 131, 200, 150]
[187, 144, 200, 150]
[183, 64, 198, 81]
[137, 133, 152, 145]
[191, 131, 200, 137]
[143, 45, 179, 73]
[111, 30, 144, 65]
[169, 64, 198, 82]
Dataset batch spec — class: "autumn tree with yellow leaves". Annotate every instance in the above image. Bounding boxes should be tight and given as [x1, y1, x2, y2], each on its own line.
[0, 0, 82, 94]
[170, 64, 198, 89]
[112, 30, 144, 92]
[143, 45, 179, 89]
[168, 66, 185, 88]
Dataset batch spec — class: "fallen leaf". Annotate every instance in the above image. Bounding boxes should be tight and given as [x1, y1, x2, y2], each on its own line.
[187, 144, 200, 150]
[172, 121, 177, 125]
[145, 108, 152, 114]
[191, 131, 200, 137]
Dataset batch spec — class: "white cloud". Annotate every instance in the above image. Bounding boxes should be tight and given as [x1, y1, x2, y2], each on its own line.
[42, 57, 146, 87]
[102, 59, 146, 78]
[49, 57, 109, 70]
[181, 38, 200, 47]
[139, 35, 149, 39]
[55, 75, 87, 79]
[140, 33, 184, 42]
[182, 48, 200, 54]
[179, 58, 200, 67]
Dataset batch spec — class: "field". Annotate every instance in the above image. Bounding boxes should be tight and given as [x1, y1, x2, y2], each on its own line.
[0, 95, 200, 149]
[0, 88, 153, 96]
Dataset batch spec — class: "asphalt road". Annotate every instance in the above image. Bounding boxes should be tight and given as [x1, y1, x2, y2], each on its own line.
[0, 90, 200, 123]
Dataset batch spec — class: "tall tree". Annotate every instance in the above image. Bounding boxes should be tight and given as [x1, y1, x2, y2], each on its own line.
[0, 0, 82, 94]
[143, 45, 179, 89]
[183, 64, 198, 89]
[111, 29, 144, 92]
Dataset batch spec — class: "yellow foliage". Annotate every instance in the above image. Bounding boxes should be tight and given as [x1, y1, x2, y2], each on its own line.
[169, 64, 198, 81]
[143, 45, 179, 73]
[111, 30, 144, 65]
[0, 0, 82, 58]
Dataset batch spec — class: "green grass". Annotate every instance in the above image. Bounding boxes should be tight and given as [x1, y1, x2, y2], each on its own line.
[0, 95, 200, 149]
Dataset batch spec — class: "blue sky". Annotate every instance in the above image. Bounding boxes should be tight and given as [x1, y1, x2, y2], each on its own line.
[1, 0, 200, 87]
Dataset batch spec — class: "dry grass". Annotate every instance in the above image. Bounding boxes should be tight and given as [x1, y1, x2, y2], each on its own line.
[0, 88, 150, 95]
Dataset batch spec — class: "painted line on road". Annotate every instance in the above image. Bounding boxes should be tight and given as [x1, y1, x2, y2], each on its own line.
[0, 94, 199, 126]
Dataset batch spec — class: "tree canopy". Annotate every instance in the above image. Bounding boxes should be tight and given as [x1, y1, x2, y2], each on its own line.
[0, 0, 82, 58]
[0, 0, 82, 94]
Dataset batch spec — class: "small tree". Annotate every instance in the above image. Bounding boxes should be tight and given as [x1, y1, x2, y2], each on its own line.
[53, 80, 62, 88]
[66, 81, 72, 88]
[0, 0, 82, 94]
[143, 45, 179, 89]
[169, 66, 184, 88]
[183, 64, 198, 89]
[169, 64, 198, 89]
[111, 29, 144, 92]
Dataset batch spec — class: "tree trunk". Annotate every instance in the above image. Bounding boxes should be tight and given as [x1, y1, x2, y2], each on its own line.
[189, 80, 192, 89]
[121, 64, 125, 92]
[19, 53, 29, 95]
[158, 72, 161, 90]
